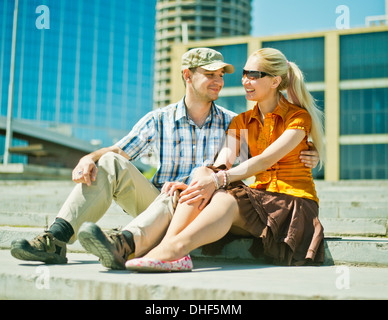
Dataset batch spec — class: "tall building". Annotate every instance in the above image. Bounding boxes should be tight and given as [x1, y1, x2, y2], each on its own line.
[0, 0, 156, 165]
[154, 0, 252, 108]
[170, 25, 388, 180]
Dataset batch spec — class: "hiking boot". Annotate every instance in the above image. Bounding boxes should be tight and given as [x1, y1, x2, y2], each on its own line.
[10, 231, 67, 264]
[78, 222, 132, 270]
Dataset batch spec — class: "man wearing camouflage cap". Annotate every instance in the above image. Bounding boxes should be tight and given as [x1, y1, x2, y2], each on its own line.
[11, 48, 319, 269]
[11, 48, 237, 268]
[181, 47, 235, 73]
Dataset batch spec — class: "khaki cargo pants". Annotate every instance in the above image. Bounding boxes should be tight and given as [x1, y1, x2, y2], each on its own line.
[56, 152, 179, 257]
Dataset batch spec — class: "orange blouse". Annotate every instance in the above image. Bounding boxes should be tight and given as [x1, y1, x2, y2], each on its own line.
[227, 95, 319, 204]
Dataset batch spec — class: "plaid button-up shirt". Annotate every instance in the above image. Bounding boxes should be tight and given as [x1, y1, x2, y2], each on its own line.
[116, 98, 236, 189]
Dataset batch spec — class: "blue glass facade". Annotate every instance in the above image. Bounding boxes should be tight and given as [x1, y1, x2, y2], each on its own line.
[0, 0, 156, 163]
[340, 88, 388, 135]
[339, 32, 388, 179]
[341, 144, 388, 180]
[340, 32, 388, 80]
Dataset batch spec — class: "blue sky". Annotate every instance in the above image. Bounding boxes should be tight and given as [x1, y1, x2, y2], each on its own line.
[251, 0, 386, 36]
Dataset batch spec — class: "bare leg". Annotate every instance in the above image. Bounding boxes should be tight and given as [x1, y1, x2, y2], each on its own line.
[159, 166, 213, 240]
[144, 190, 244, 261]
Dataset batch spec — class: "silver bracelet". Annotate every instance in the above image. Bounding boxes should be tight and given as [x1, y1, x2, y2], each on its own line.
[219, 170, 231, 189]
[225, 170, 231, 187]
[220, 170, 227, 188]
[211, 172, 220, 190]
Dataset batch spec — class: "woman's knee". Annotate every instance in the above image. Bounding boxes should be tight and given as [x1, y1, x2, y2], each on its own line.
[212, 191, 238, 212]
[192, 166, 213, 179]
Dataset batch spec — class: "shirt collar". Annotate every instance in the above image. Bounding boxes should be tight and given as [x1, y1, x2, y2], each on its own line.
[175, 98, 187, 122]
[176, 97, 220, 125]
[249, 94, 290, 123]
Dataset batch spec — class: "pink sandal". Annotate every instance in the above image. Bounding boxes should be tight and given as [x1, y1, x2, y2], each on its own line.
[170, 255, 193, 272]
[125, 255, 193, 273]
[125, 257, 172, 272]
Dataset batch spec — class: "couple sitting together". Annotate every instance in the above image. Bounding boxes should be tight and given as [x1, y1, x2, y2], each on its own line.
[11, 47, 325, 272]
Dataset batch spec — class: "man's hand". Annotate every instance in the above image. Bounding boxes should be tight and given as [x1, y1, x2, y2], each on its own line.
[72, 156, 98, 186]
[178, 174, 217, 210]
[161, 181, 188, 196]
[300, 142, 320, 169]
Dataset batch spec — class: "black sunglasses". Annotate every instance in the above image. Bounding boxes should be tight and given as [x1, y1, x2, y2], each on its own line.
[242, 69, 273, 80]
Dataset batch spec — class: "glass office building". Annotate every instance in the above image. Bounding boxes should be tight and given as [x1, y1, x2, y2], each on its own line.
[0, 0, 156, 163]
[170, 26, 388, 180]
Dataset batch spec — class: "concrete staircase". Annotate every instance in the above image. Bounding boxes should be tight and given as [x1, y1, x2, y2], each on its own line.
[0, 179, 387, 266]
[0, 179, 387, 300]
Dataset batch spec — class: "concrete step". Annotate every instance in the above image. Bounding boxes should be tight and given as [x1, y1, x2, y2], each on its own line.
[0, 203, 131, 229]
[1, 180, 387, 300]
[1, 250, 388, 300]
[1, 180, 387, 206]
[320, 218, 387, 237]
[319, 203, 388, 218]
[0, 212, 386, 237]
[314, 179, 388, 188]
[1, 226, 387, 267]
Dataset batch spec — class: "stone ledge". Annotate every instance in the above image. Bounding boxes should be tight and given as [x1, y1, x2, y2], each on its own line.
[1, 226, 387, 267]
[1, 250, 388, 300]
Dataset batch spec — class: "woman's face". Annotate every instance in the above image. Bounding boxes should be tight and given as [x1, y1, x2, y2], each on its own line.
[242, 55, 277, 102]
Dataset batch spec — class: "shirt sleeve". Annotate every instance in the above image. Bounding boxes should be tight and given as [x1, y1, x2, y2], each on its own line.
[115, 111, 156, 161]
[285, 109, 312, 135]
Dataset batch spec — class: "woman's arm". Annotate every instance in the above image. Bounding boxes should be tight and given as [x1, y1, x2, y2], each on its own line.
[224, 129, 306, 183]
[179, 128, 306, 208]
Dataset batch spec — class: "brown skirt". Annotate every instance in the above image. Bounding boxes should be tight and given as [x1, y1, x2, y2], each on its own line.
[202, 167, 325, 266]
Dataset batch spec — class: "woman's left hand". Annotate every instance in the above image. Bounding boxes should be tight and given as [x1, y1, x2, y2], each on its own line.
[178, 175, 216, 210]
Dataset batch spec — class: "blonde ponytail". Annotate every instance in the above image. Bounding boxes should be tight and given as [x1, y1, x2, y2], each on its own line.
[251, 48, 325, 169]
[287, 61, 325, 169]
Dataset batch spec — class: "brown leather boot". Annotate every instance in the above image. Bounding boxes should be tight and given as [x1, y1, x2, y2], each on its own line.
[11, 231, 67, 264]
[78, 222, 133, 270]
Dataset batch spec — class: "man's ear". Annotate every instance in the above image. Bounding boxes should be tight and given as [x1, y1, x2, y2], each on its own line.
[182, 69, 192, 82]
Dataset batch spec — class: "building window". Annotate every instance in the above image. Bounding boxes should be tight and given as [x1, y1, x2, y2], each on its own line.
[340, 32, 388, 80]
[210, 44, 248, 87]
[340, 88, 388, 135]
[340, 144, 388, 179]
[262, 37, 325, 83]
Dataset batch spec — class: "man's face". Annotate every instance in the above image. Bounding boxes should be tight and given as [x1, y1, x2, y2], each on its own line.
[188, 67, 225, 102]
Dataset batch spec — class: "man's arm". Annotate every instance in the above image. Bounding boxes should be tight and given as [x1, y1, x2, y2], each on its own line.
[73, 110, 157, 186]
[300, 142, 320, 169]
[72, 145, 129, 186]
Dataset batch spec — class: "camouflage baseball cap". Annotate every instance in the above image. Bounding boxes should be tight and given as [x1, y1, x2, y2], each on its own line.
[181, 48, 235, 74]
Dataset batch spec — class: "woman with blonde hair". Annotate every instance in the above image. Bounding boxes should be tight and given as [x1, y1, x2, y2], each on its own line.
[126, 48, 326, 271]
